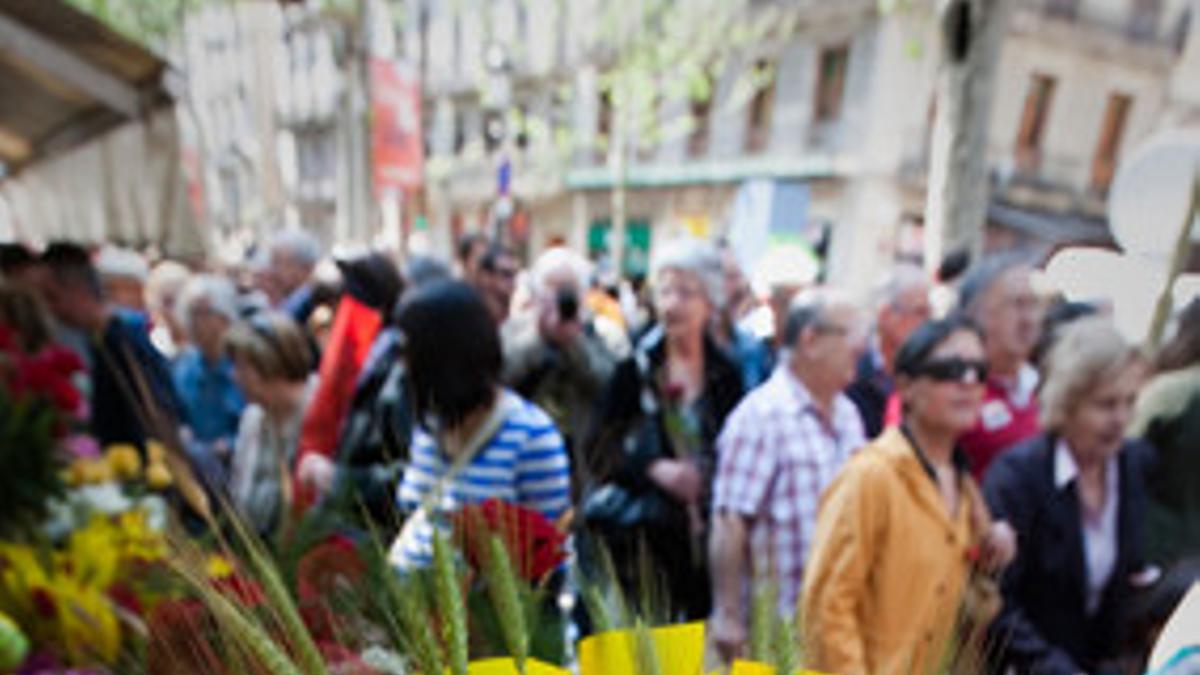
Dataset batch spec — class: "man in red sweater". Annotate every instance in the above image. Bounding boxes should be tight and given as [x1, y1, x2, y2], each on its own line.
[958, 255, 1043, 479]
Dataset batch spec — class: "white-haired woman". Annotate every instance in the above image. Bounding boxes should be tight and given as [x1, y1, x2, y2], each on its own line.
[173, 274, 246, 489]
[583, 238, 744, 621]
[984, 317, 1154, 675]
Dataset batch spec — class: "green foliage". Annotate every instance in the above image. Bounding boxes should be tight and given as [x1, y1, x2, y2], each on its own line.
[432, 532, 469, 675]
[481, 534, 529, 672]
[0, 391, 65, 542]
[66, 0, 207, 46]
[748, 574, 803, 673]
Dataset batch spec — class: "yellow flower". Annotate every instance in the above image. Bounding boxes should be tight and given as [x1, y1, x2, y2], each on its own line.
[114, 510, 165, 563]
[78, 458, 113, 485]
[145, 462, 173, 490]
[206, 554, 235, 580]
[56, 578, 120, 665]
[65, 517, 120, 590]
[104, 444, 142, 481]
[145, 439, 168, 465]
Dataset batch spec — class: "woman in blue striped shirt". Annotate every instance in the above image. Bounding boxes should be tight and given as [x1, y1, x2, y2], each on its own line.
[390, 280, 571, 570]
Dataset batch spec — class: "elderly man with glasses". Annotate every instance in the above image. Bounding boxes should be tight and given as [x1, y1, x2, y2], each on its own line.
[708, 287, 869, 662]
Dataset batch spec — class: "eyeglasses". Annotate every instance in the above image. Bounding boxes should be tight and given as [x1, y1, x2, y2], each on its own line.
[913, 357, 988, 384]
[814, 321, 867, 345]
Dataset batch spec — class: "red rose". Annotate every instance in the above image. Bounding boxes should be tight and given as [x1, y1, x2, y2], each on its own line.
[451, 498, 567, 582]
[107, 583, 144, 616]
[212, 574, 265, 607]
[296, 534, 366, 602]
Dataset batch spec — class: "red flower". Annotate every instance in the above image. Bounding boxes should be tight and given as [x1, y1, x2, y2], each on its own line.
[451, 498, 567, 582]
[299, 598, 339, 643]
[296, 534, 366, 602]
[146, 599, 227, 675]
[965, 544, 982, 565]
[212, 574, 265, 607]
[0, 324, 15, 352]
[30, 587, 56, 618]
[662, 380, 686, 405]
[107, 583, 144, 616]
[3, 343, 84, 417]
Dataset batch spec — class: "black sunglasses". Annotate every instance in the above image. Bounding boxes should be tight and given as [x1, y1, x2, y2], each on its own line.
[913, 357, 988, 384]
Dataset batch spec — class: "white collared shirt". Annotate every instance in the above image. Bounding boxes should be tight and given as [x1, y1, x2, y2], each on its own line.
[1054, 439, 1120, 615]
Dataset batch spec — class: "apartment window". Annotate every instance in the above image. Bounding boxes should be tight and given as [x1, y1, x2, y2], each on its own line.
[744, 59, 776, 154]
[1128, 0, 1163, 41]
[1091, 93, 1132, 194]
[1015, 73, 1056, 174]
[597, 88, 613, 161]
[814, 44, 849, 123]
[453, 109, 465, 154]
[1046, 0, 1080, 19]
[688, 93, 712, 158]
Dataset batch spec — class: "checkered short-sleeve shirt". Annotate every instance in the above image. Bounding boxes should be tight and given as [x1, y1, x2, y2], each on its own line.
[713, 366, 866, 616]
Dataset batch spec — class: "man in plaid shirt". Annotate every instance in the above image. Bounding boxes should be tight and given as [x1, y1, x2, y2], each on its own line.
[709, 288, 868, 662]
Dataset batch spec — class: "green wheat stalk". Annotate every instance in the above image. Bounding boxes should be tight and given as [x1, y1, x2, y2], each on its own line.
[632, 618, 662, 675]
[748, 576, 775, 663]
[482, 534, 529, 673]
[772, 613, 799, 675]
[432, 532, 469, 675]
[174, 557, 305, 675]
[384, 571, 445, 675]
[243, 538, 330, 675]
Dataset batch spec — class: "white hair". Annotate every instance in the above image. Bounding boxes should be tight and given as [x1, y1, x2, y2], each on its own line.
[783, 286, 859, 346]
[650, 237, 724, 308]
[873, 264, 930, 311]
[145, 260, 191, 312]
[176, 274, 240, 336]
[269, 228, 321, 268]
[95, 246, 149, 282]
[531, 247, 592, 295]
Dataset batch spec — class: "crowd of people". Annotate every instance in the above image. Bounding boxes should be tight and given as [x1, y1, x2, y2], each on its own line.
[1, 231, 1197, 675]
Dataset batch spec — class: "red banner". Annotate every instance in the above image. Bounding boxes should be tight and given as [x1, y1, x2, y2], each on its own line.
[370, 58, 423, 192]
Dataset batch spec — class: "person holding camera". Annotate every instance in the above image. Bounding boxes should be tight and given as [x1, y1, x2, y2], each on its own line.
[503, 248, 624, 464]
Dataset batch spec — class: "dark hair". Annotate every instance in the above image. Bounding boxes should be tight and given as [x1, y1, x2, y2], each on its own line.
[1156, 297, 1200, 372]
[894, 314, 984, 378]
[957, 252, 1030, 315]
[456, 233, 487, 266]
[40, 242, 102, 299]
[336, 252, 403, 312]
[396, 280, 500, 429]
[0, 282, 54, 352]
[0, 243, 37, 278]
[479, 242, 516, 273]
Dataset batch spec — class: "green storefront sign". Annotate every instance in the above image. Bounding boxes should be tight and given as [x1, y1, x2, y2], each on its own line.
[587, 218, 651, 277]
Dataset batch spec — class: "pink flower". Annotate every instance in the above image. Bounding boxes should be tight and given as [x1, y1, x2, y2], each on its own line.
[63, 434, 101, 459]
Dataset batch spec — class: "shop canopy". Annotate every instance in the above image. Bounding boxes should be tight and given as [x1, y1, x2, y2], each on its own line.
[0, 0, 176, 173]
[0, 1, 206, 258]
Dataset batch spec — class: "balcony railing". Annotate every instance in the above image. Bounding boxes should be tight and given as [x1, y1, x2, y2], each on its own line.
[1035, 0, 1166, 45]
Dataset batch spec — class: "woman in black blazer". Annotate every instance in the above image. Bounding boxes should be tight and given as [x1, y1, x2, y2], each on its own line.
[984, 318, 1153, 675]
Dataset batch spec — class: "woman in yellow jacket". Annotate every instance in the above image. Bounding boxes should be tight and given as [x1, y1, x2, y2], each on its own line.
[802, 316, 1016, 675]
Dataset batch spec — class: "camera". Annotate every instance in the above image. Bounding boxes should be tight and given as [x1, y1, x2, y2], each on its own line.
[556, 287, 579, 322]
